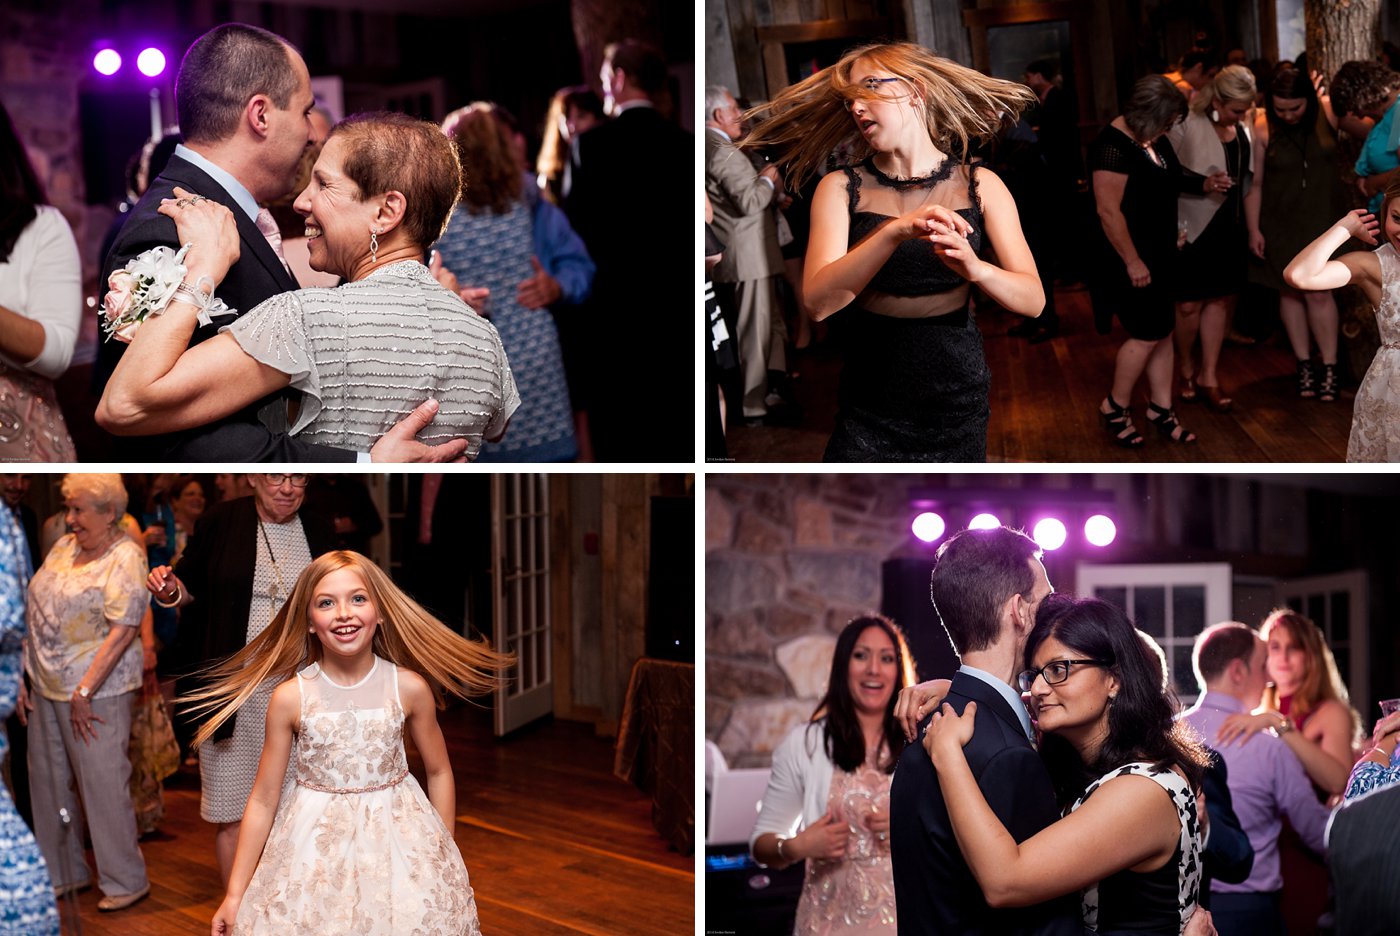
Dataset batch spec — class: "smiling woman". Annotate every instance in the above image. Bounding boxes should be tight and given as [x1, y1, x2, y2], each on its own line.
[96, 112, 519, 461]
[748, 614, 917, 934]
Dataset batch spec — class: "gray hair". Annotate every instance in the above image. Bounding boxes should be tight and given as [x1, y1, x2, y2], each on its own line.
[704, 85, 733, 122]
[60, 474, 128, 518]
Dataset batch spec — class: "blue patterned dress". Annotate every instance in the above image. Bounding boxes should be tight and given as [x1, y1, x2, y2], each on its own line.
[435, 199, 577, 461]
[0, 513, 58, 934]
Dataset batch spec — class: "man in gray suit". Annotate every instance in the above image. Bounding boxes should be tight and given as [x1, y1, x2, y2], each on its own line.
[705, 85, 787, 425]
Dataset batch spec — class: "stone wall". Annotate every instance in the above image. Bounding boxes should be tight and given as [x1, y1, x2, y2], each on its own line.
[706, 474, 921, 769]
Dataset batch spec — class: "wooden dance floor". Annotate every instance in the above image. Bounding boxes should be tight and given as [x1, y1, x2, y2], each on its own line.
[58, 706, 694, 934]
[723, 283, 1356, 463]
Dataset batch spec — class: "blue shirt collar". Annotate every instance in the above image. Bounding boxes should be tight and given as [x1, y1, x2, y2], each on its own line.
[173, 144, 261, 222]
[960, 664, 1035, 743]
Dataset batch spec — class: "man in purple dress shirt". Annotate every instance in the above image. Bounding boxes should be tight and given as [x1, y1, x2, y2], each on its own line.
[1183, 622, 1333, 936]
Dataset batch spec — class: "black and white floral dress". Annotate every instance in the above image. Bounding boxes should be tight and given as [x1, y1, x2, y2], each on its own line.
[1067, 762, 1202, 935]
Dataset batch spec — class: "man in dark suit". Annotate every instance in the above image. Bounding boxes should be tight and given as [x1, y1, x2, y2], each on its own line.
[1328, 780, 1400, 935]
[562, 40, 692, 463]
[889, 526, 1081, 935]
[97, 23, 460, 463]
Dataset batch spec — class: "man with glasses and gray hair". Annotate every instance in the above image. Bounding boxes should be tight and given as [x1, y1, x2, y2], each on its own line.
[888, 525, 1083, 936]
[145, 473, 333, 886]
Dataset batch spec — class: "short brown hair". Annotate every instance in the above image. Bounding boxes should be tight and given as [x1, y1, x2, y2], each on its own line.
[930, 527, 1042, 655]
[327, 112, 464, 248]
[176, 24, 299, 144]
[604, 40, 668, 95]
[442, 103, 522, 215]
[1330, 60, 1400, 117]
[1124, 74, 1188, 140]
[1193, 622, 1258, 687]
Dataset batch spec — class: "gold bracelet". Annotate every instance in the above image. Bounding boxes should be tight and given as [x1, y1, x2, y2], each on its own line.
[153, 583, 182, 609]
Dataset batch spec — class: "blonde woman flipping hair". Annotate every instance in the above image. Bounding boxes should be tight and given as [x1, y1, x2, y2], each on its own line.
[742, 42, 1043, 462]
[185, 550, 514, 936]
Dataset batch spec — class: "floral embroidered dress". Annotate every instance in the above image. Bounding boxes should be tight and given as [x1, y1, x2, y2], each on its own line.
[793, 765, 896, 935]
[234, 656, 480, 935]
[1347, 242, 1400, 461]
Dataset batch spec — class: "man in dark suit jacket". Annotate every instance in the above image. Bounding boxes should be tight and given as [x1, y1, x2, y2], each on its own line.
[563, 40, 692, 463]
[890, 526, 1081, 936]
[1328, 780, 1400, 935]
[97, 24, 458, 463]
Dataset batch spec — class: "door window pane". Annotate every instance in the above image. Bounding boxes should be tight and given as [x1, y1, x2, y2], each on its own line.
[1134, 586, 1166, 638]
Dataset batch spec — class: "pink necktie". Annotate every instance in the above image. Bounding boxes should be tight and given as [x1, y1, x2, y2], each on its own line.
[255, 208, 292, 276]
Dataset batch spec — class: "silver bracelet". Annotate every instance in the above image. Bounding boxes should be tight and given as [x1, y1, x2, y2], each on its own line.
[169, 277, 217, 315]
[153, 582, 182, 609]
[775, 836, 789, 861]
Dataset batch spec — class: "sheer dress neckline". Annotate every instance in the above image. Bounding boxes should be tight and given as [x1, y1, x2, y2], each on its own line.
[863, 154, 956, 190]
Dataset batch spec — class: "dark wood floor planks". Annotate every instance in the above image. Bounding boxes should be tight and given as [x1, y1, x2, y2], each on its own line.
[60, 705, 693, 934]
[724, 284, 1355, 463]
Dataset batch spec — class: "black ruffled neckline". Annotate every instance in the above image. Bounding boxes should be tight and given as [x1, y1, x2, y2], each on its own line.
[863, 154, 955, 190]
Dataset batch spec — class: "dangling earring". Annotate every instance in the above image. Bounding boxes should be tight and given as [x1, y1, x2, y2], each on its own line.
[369, 228, 380, 264]
[1210, 108, 1220, 123]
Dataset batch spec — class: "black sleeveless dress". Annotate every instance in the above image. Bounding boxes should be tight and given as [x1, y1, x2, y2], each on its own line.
[823, 157, 990, 463]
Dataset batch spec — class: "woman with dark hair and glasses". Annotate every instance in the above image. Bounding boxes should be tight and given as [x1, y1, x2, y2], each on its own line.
[749, 615, 917, 934]
[143, 474, 333, 888]
[923, 595, 1213, 935]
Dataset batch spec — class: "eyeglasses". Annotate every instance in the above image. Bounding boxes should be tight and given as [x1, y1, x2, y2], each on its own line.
[1017, 659, 1108, 693]
[845, 76, 904, 109]
[263, 474, 309, 487]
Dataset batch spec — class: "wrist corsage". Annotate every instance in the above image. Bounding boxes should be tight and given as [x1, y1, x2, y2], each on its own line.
[102, 243, 234, 343]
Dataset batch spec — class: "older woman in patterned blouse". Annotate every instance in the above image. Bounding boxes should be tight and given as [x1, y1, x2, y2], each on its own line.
[19, 473, 150, 912]
[97, 112, 519, 460]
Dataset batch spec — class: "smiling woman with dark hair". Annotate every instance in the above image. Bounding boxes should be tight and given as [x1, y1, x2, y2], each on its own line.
[749, 614, 917, 934]
[923, 595, 1212, 935]
[97, 112, 519, 460]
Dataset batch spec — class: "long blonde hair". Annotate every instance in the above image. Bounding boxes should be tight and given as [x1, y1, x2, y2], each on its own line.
[183, 550, 515, 747]
[1260, 608, 1361, 743]
[740, 41, 1036, 190]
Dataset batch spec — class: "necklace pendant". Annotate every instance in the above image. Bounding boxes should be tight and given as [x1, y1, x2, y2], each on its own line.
[270, 582, 279, 601]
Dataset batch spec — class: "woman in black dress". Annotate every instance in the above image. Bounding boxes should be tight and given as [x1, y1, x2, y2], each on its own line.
[1088, 75, 1198, 447]
[1169, 66, 1258, 412]
[740, 42, 1043, 462]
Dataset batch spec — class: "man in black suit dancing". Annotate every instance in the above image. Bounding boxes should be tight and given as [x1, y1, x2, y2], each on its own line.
[563, 39, 692, 463]
[97, 23, 461, 463]
[889, 526, 1081, 935]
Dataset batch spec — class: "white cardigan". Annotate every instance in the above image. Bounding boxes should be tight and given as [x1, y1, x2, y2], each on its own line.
[1169, 110, 1253, 243]
[0, 206, 80, 380]
[749, 720, 834, 859]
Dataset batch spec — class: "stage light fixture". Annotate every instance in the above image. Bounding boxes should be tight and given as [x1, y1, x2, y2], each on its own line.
[1085, 514, 1117, 547]
[93, 49, 122, 76]
[1033, 518, 1068, 551]
[912, 511, 946, 543]
[967, 512, 1000, 530]
[137, 48, 166, 77]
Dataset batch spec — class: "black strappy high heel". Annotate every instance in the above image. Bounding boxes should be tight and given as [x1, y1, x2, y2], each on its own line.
[1100, 396, 1144, 448]
[1318, 363, 1338, 402]
[1147, 402, 1197, 443]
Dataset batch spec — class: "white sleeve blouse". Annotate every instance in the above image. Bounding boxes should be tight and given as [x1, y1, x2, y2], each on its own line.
[749, 719, 835, 859]
[0, 206, 81, 380]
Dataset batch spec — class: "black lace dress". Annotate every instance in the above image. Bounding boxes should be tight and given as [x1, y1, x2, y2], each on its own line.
[823, 157, 990, 463]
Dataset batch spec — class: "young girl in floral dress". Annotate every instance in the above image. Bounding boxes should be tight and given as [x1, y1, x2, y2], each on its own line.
[186, 551, 514, 935]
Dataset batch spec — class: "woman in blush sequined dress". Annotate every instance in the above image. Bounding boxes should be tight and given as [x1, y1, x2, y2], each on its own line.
[749, 616, 917, 935]
[184, 551, 514, 936]
[98, 112, 518, 461]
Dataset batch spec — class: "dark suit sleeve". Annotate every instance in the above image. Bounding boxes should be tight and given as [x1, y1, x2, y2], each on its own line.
[163, 420, 357, 463]
[979, 743, 1066, 843]
[1202, 750, 1254, 885]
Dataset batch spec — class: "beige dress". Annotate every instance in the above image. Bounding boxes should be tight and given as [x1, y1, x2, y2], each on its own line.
[793, 764, 896, 935]
[1347, 242, 1400, 461]
[234, 657, 480, 935]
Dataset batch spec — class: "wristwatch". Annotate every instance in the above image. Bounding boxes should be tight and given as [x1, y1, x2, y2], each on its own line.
[1274, 717, 1294, 735]
[76, 685, 92, 700]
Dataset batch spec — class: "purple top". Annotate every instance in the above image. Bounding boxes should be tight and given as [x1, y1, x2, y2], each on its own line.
[1183, 691, 1333, 893]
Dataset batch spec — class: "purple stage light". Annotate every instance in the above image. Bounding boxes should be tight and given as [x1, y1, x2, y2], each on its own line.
[1085, 515, 1117, 547]
[137, 48, 166, 77]
[1032, 518, 1067, 551]
[968, 512, 1000, 531]
[912, 512, 946, 543]
[93, 49, 122, 76]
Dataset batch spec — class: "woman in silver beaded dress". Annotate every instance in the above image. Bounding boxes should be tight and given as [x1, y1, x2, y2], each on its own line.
[97, 112, 518, 460]
[142, 473, 334, 887]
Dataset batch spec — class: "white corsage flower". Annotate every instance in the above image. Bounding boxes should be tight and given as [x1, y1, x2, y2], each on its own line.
[101, 244, 234, 343]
